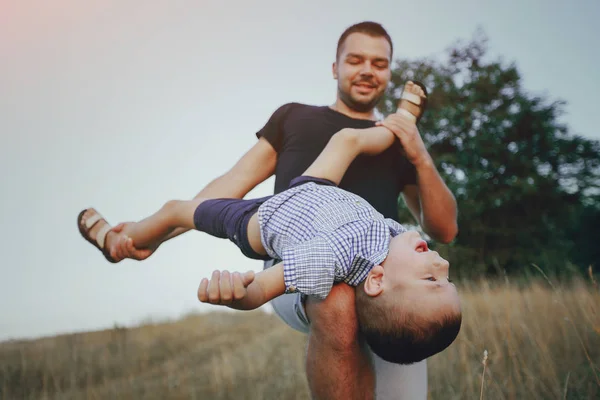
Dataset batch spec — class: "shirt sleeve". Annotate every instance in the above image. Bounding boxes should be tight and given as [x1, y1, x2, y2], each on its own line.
[255, 103, 297, 153]
[280, 236, 337, 300]
[385, 218, 408, 237]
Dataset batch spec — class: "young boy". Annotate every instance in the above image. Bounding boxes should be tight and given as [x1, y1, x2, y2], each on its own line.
[78, 82, 462, 365]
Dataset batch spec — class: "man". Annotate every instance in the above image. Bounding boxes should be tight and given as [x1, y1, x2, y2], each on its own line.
[109, 21, 458, 400]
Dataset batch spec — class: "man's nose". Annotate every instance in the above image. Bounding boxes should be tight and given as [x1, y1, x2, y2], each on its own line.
[359, 61, 374, 75]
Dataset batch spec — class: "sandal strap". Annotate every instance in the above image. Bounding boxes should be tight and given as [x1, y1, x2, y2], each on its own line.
[95, 224, 111, 249]
[85, 213, 103, 229]
[400, 91, 422, 106]
[396, 107, 417, 123]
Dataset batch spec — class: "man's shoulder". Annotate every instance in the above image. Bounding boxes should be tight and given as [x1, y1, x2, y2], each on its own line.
[273, 102, 327, 116]
[256, 103, 331, 151]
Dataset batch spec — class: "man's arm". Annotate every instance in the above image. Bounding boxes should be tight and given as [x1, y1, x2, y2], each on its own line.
[165, 137, 278, 240]
[376, 115, 458, 244]
[110, 137, 278, 260]
[401, 158, 458, 243]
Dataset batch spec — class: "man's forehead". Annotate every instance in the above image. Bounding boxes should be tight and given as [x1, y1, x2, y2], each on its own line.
[339, 33, 391, 60]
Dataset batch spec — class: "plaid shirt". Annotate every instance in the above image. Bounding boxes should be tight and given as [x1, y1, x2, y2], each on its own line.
[258, 181, 407, 299]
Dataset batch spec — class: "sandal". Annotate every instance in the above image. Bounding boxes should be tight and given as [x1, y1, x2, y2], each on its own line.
[77, 208, 117, 263]
[396, 80, 428, 124]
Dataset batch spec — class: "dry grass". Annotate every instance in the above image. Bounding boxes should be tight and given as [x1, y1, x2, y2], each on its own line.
[1, 276, 599, 399]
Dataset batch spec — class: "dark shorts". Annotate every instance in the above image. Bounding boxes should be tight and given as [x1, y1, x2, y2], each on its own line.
[193, 175, 336, 260]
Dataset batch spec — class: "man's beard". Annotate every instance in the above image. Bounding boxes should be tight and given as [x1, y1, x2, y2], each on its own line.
[337, 84, 383, 113]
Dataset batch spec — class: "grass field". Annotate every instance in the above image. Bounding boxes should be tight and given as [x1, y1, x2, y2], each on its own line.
[2, 275, 599, 399]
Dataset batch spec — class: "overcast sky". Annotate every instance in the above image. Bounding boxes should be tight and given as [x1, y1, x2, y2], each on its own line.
[1, 0, 598, 341]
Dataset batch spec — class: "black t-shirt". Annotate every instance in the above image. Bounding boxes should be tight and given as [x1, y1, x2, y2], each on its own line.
[256, 103, 417, 222]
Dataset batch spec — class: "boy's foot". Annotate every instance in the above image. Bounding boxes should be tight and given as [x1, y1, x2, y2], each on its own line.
[396, 81, 428, 124]
[77, 208, 118, 263]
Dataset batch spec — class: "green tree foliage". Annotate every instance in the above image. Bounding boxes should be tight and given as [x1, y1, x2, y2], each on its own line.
[379, 30, 600, 276]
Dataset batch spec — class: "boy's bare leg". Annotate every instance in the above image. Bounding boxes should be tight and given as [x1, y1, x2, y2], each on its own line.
[303, 81, 427, 186]
[79, 202, 207, 262]
[82, 198, 268, 263]
[118, 199, 267, 255]
[110, 198, 205, 249]
[80, 198, 207, 253]
[302, 126, 395, 186]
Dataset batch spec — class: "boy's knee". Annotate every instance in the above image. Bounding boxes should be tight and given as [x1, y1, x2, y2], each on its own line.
[333, 128, 360, 147]
[161, 199, 190, 225]
[161, 199, 181, 214]
[306, 284, 359, 350]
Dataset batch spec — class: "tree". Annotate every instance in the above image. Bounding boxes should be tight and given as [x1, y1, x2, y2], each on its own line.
[380, 30, 600, 277]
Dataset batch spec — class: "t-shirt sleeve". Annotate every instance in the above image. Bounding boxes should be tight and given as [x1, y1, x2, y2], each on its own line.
[280, 237, 337, 299]
[386, 140, 417, 188]
[255, 103, 296, 153]
[398, 151, 417, 187]
[402, 159, 417, 186]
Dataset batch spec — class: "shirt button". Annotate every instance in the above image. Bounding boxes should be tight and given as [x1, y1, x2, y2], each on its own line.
[288, 285, 296, 292]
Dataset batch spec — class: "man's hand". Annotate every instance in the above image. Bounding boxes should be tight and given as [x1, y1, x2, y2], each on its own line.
[109, 223, 156, 261]
[375, 115, 431, 167]
[197, 270, 255, 306]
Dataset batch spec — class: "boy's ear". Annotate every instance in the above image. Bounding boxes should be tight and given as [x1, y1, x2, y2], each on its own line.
[363, 265, 384, 297]
[332, 62, 338, 79]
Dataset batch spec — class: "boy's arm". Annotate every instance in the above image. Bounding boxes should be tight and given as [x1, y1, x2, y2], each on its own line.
[197, 263, 285, 310]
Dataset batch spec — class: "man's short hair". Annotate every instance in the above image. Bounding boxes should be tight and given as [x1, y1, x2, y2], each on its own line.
[336, 21, 394, 60]
[356, 287, 462, 364]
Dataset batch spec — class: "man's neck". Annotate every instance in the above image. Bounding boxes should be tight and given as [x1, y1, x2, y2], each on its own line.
[330, 99, 377, 121]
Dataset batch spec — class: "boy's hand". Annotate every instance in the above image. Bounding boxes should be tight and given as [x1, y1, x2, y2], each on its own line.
[198, 270, 255, 305]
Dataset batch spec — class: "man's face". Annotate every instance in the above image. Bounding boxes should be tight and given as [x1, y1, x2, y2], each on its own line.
[333, 32, 392, 113]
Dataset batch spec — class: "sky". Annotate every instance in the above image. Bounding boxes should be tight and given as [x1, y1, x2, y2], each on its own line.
[1, 0, 598, 341]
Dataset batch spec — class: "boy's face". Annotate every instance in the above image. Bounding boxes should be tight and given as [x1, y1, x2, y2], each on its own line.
[363, 230, 460, 318]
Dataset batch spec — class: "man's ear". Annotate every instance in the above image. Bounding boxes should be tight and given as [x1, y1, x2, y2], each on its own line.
[363, 265, 384, 297]
[332, 62, 338, 79]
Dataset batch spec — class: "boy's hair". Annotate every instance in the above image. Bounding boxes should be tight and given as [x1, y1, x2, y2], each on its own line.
[336, 21, 393, 61]
[355, 285, 462, 364]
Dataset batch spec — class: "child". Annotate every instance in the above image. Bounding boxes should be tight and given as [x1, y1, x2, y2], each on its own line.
[77, 82, 461, 365]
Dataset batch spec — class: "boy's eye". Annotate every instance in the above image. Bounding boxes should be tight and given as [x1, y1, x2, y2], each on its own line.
[425, 276, 436, 282]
